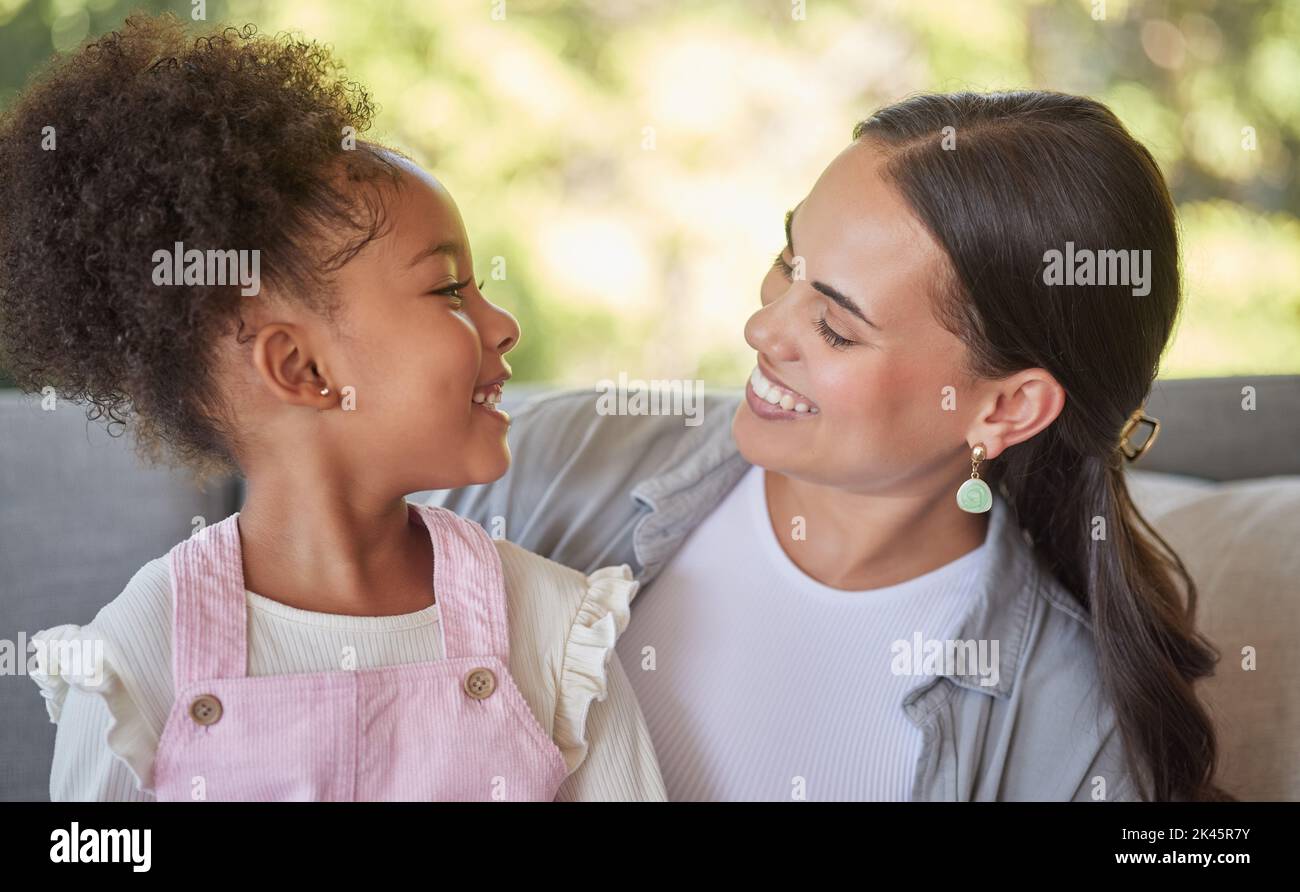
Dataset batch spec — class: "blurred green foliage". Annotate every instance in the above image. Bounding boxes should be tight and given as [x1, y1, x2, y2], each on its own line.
[1, 0, 1296, 386]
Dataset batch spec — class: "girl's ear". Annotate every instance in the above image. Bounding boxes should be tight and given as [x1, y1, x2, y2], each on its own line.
[250, 322, 334, 407]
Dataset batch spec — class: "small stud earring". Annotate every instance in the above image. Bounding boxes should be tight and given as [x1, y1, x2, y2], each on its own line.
[319, 387, 330, 396]
[956, 443, 993, 513]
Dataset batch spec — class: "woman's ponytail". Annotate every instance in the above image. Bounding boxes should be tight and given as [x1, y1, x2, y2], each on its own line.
[996, 436, 1231, 801]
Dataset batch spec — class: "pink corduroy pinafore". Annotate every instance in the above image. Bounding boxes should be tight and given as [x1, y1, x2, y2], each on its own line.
[150, 502, 570, 801]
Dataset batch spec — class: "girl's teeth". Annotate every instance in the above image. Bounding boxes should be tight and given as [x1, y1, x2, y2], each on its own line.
[474, 386, 503, 406]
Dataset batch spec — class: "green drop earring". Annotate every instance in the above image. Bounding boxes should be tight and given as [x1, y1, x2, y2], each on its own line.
[956, 443, 993, 513]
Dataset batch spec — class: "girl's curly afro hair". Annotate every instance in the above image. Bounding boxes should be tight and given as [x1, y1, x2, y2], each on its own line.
[0, 12, 399, 475]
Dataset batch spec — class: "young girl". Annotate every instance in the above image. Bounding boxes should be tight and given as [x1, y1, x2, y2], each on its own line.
[0, 14, 665, 801]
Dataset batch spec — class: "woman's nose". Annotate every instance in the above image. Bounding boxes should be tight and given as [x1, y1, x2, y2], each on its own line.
[744, 297, 799, 364]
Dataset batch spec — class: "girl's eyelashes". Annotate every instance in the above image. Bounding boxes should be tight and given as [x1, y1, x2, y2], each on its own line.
[428, 276, 485, 306]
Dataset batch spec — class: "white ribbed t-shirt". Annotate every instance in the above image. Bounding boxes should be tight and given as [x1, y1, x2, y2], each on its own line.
[615, 464, 990, 801]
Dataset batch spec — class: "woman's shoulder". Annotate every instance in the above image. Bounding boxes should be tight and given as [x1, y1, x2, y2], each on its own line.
[992, 569, 1138, 799]
[448, 387, 739, 506]
[1021, 568, 1105, 693]
[973, 506, 1106, 700]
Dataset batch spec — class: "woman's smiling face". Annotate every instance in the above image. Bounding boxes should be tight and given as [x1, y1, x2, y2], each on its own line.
[732, 139, 979, 493]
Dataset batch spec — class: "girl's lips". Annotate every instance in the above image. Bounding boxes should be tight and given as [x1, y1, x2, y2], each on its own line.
[472, 382, 503, 405]
[472, 382, 509, 422]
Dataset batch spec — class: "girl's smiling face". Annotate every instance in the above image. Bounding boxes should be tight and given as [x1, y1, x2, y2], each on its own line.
[339, 156, 521, 491]
[731, 139, 980, 493]
[238, 151, 522, 496]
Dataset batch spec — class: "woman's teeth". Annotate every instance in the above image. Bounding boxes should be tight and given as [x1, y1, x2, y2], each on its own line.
[750, 367, 818, 414]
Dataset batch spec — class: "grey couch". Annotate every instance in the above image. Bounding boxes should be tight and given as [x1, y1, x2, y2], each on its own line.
[2, 376, 1298, 801]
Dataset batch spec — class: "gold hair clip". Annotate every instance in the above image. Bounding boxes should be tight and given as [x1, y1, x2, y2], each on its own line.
[1118, 407, 1160, 462]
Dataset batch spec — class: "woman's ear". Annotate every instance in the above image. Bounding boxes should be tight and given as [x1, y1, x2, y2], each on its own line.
[967, 369, 1066, 460]
[250, 322, 333, 407]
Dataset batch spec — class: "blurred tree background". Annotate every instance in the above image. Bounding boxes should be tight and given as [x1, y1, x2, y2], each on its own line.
[1, 0, 1296, 389]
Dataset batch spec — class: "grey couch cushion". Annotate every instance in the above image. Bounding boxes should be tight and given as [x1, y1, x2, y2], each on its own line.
[1136, 375, 1300, 481]
[0, 392, 237, 800]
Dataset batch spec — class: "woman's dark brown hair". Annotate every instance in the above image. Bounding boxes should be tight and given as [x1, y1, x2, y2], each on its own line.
[0, 13, 398, 475]
[855, 91, 1229, 801]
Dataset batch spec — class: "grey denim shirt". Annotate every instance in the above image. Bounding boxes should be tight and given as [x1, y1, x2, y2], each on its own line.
[422, 388, 1143, 801]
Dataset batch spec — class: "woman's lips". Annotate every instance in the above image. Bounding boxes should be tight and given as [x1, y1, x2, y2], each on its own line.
[746, 366, 819, 420]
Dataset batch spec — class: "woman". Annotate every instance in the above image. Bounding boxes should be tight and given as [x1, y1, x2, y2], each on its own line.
[428, 91, 1229, 801]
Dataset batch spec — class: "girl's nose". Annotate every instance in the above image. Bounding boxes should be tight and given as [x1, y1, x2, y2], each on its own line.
[475, 293, 520, 356]
[483, 299, 520, 355]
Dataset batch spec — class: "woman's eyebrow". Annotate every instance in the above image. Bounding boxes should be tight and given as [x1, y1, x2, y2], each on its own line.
[406, 240, 461, 268]
[783, 203, 800, 252]
[784, 202, 881, 331]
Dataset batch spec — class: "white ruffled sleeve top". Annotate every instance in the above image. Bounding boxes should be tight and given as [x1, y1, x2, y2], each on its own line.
[29, 537, 666, 802]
